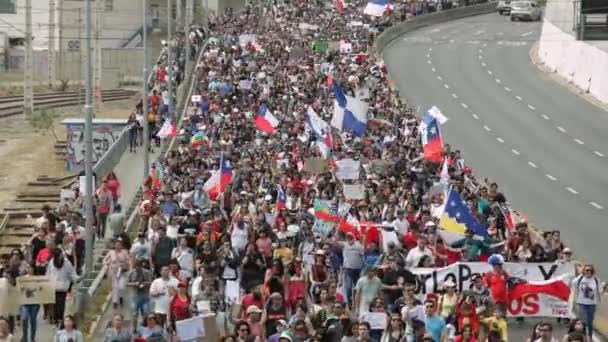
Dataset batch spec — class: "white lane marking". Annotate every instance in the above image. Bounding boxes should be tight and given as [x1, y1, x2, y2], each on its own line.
[496, 137, 504, 143]
[461, 103, 468, 109]
[528, 104, 535, 110]
[498, 32, 504, 36]
[427, 60, 432, 64]
[542, 114, 550, 120]
[478, 55, 483, 60]
[594, 151, 605, 157]
[546, 174, 557, 181]
[521, 31, 533, 37]
[449, 39, 455, 43]
[426, 54, 431, 58]
[566, 187, 579, 195]
[451, 93, 458, 99]
[437, 76, 443, 80]
[430, 29, 441, 33]
[504, 86, 511, 92]
[475, 30, 485, 36]
[478, 49, 483, 53]
[481, 62, 487, 67]
[528, 161, 537, 168]
[590, 202, 604, 210]
[574, 138, 585, 145]
[432, 67, 436, 72]
[515, 95, 523, 101]
[495, 78, 501, 83]
[512, 149, 520, 155]
[483, 125, 491, 132]
[487, 70, 493, 75]
[444, 84, 450, 89]
[557, 126, 567, 133]
[429, 47, 433, 52]
[472, 113, 479, 120]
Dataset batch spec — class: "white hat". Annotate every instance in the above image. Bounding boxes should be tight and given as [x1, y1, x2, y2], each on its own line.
[443, 279, 456, 288]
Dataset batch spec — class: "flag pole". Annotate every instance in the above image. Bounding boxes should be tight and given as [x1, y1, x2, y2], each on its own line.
[217, 152, 223, 197]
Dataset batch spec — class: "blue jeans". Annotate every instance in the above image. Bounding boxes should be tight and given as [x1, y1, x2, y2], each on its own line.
[132, 294, 150, 317]
[20, 304, 40, 342]
[579, 303, 596, 338]
[343, 268, 361, 306]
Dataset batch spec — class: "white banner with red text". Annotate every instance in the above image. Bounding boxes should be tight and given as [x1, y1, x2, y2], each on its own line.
[411, 262, 575, 317]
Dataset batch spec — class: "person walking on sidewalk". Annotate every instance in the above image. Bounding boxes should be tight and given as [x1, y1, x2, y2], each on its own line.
[46, 250, 80, 326]
[104, 238, 131, 310]
[572, 264, 601, 340]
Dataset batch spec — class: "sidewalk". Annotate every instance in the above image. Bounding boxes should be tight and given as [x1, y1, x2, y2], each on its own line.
[12, 143, 159, 342]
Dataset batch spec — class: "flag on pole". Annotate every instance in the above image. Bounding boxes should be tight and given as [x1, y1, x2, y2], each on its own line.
[203, 154, 233, 200]
[440, 188, 487, 237]
[332, 84, 368, 137]
[157, 120, 177, 138]
[420, 111, 443, 163]
[255, 104, 280, 134]
[363, 0, 393, 16]
[314, 199, 341, 222]
[276, 185, 286, 212]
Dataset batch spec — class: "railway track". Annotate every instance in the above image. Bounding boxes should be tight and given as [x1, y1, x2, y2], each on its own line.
[0, 89, 137, 119]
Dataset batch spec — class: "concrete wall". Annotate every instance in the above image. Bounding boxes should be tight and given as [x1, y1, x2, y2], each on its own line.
[0, 0, 53, 49]
[537, 19, 608, 104]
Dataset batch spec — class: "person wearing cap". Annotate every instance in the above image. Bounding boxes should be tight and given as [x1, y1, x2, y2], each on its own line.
[405, 236, 434, 269]
[339, 231, 365, 306]
[267, 319, 289, 342]
[168, 281, 192, 331]
[437, 279, 458, 320]
[244, 305, 263, 337]
[484, 254, 509, 314]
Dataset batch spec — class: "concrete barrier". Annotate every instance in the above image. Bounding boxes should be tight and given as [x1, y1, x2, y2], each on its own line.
[374, 2, 497, 53]
[538, 19, 608, 104]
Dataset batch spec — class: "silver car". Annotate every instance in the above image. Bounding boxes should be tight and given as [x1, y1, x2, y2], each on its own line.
[497, 0, 512, 15]
[510, 1, 542, 21]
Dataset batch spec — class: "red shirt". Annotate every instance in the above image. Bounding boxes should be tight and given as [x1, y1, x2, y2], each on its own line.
[170, 295, 191, 320]
[402, 231, 418, 251]
[484, 270, 508, 304]
[241, 294, 264, 319]
[106, 179, 120, 201]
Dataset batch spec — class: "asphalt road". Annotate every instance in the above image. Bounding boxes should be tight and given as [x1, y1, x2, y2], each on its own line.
[382, 13, 608, 279]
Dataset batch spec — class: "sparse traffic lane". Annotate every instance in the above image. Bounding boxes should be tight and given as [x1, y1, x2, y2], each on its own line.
[382, 13, 608, 277]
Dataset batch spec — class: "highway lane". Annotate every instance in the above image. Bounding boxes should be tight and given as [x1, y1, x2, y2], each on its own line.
[382, 13, 608, 277]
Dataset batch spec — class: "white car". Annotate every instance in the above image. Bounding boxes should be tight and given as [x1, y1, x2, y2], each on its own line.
[497, 0, 512, 15]
[510, 1, 542, 21]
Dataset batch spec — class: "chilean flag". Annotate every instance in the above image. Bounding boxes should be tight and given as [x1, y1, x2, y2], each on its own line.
[203, 155, 233, 200]
[276, 185, 286, 212]
[420, 112, 443, 163]
[255, 104, 280, 134]
[336, 0, 345, 12]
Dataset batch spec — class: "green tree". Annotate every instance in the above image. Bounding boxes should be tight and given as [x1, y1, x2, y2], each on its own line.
[26, 109, 61, 141]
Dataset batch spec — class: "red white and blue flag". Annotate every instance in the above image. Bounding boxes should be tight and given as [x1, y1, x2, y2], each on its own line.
[420, 111, 443, 163]
[363, 0, 394, 16]
[306, 106, 334, 160]
[255, 104, 280, 134]
[203, 154, 233, 200]
[276, 185, 286, 211]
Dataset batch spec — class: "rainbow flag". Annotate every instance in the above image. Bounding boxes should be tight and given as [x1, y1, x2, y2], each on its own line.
[314, 199, 340, 222]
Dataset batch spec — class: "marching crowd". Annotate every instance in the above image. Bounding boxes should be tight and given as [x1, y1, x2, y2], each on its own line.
[0, 1, 604, 342]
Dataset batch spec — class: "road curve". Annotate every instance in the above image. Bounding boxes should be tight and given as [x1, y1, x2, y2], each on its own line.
[382, 13, 608, 277]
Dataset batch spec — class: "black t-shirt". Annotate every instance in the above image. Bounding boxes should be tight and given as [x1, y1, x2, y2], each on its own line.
[382, 268, 416, 302]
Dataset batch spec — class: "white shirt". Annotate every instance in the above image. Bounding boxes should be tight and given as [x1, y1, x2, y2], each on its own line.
[575, 275, 600, 305]
[392, 218, 409, 235]
[231, 224, 249, 252]
[149, 276, 179, 314]
[405, 246, 434, 268]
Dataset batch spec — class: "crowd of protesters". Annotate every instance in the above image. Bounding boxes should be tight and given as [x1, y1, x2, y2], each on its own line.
[0, 1, 604, 342]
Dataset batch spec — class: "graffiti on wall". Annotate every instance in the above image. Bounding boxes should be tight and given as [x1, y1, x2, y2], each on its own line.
[65, 124, 122, 171]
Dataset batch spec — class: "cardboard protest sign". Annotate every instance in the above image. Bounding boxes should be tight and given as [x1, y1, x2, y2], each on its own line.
[176, 316, 206, 341]
[0, 279, 18, 315]
[343, 184, 365, 200]
[335, 159, 360, 180]
[202, 315, 220, 342]
[311, 40, 329, 54]
[304, 158, 329, 174]
[191, 95, 202, 103]
[16, 276, 55, 305]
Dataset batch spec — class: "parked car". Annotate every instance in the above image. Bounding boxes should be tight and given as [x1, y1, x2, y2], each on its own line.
[510, 1, 542, 21]
[497, 0, 512, 15]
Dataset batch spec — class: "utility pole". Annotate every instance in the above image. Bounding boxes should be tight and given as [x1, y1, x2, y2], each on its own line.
[23, 0, 33, 117]
[185, 0, 193, 84]
[48, 0, 56, 89]
[81, 0, 95, 315]
[58, 0, 64, 82]
[167, 0, 174, 116]
[77, 8, 83, 110]
[143, 0, 150, 177]
[93, 0, 103, 115]
[176, 0, 183, 30]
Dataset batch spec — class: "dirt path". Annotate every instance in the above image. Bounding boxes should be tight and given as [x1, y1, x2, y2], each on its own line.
[0, 98, 136, 209]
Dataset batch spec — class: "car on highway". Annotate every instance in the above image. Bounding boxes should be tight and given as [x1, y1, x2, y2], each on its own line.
[510, 1, 542, 21]
[497, 0, 512, 15]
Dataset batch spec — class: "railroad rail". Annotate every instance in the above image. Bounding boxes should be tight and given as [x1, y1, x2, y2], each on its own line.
[0, 89, 137, 119]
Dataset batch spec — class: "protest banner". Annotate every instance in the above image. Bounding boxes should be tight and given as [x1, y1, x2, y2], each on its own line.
[335, 159, 360, 180]
[343, 184, 365, 200]
[0, 279, 18, 315]
[176, 316, 206, 341]
[16, 276, 55, 305]
[411, 262, 574, 294]
[411, 262, 575, 317]
[304, 157, 329, 174]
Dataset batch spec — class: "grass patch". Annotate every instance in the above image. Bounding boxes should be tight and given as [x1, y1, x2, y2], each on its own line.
[82, 277, 112, 336]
